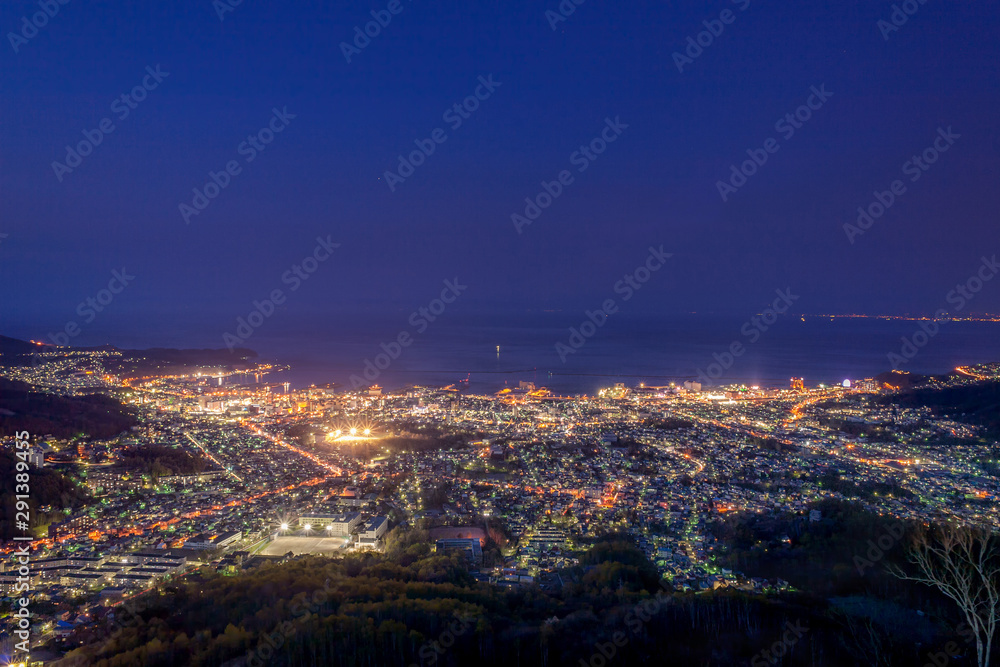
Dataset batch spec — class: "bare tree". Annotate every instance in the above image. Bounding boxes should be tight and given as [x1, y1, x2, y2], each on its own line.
[890, 524, 999, 667]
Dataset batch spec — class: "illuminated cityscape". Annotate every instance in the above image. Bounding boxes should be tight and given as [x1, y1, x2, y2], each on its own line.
[3, 1, 999, 664]
[2, 341, 999, 663]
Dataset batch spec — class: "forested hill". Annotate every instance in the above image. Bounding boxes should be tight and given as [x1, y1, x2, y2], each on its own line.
[56, 533, 934, 667]
[879, 380, 1000, 436]
[0, 335, 257, 375]
[0, 449, 89, 540]
[0, 378, 137, 439]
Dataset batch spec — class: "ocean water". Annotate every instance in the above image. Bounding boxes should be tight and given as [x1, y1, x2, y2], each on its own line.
[232, 313, 1000, 395]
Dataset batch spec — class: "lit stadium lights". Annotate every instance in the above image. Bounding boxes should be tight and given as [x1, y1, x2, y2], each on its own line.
[363, 428, 371, 436]
[304, 524, 312, 531]
[335, 429, 341, 437]
[280, 523, 289, 531]
[326, 525, 333, 531]
[350, 427, 357, 435]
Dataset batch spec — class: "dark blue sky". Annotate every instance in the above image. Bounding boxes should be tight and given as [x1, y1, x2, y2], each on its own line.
[3, 0, 1000, 347]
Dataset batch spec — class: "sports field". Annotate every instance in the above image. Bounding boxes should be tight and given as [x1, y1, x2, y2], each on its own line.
[260, 535, 349, 555]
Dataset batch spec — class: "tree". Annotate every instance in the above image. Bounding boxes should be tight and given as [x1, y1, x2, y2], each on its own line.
[891, 524, 1000, 667]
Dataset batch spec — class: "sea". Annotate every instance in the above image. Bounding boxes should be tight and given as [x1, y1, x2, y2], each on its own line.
[209, 313, 1000, 395]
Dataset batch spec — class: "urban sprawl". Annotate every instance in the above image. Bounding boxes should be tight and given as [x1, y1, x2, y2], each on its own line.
[2, 346, 999, 656]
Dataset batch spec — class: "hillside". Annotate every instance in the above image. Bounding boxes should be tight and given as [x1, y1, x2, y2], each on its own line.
[52, 531, 973, 667]
[878, 380, 1000, 436]
[0, 378, 138, 440]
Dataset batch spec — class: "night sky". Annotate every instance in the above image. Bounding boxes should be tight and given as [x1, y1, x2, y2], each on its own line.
[3, 0, 999, 348]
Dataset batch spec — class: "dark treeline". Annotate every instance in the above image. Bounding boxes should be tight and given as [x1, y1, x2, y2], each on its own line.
[53, 520, 984, 667]
[817, 472, 915, 501]
[878, 380, 1000, 436]
[0, 378, 137, 440]
[816, 415, 896, 440]
[380, 423, 482, 454]
[0, 449, 89, 539]
[641, 416, 694, 430]
[712, 499, 997, 663]
[714, 499, 956, 611]
[119, 445, 209, 479]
